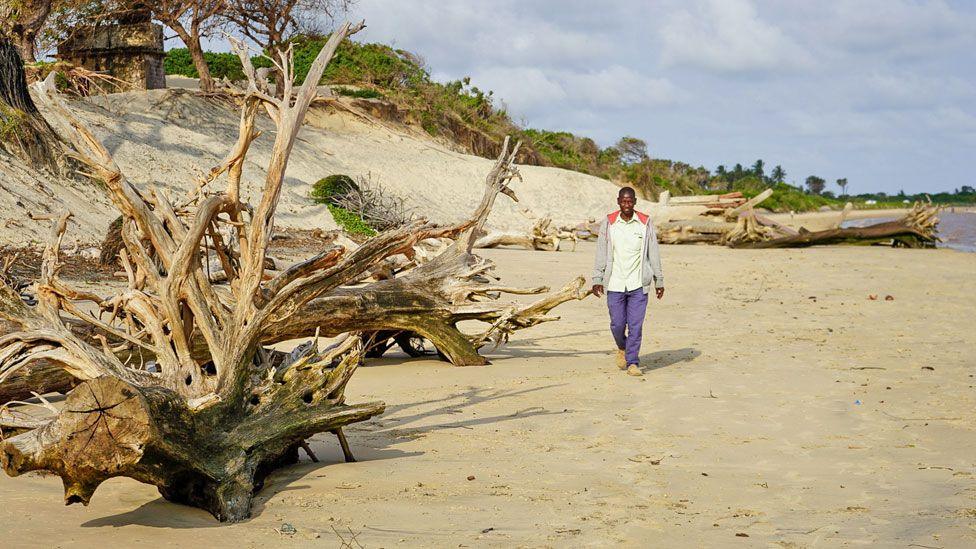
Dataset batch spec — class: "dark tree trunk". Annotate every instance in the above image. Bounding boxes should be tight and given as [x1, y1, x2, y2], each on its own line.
[0, 38, 40, 114]
[11, 33, 37, 64]
[187, 36, 215, 93]
[0, 38, 66, 174]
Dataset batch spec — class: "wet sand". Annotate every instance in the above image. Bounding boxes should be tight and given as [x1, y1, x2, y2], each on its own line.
[1, 243, 974, 547]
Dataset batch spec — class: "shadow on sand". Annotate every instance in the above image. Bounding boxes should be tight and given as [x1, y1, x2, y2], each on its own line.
[80, 381, 565, 528]
[636, 347, 700, 373]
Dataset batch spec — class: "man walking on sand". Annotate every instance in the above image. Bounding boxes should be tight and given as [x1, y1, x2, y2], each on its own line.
[592, 187, 664, 376]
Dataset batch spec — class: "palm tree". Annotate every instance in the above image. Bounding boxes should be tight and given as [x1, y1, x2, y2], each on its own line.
[732, 163, 744, 181]
[751, 159, 765, 179]
[836, 178, 848, 196]
[805, 175, 826, 195]
[771, 165, 786, 184]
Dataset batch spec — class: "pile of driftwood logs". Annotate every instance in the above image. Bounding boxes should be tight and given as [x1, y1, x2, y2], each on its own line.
[478, 185, 941, 251]
[475, 216, 573, 251]
[653, 188, 941, 249]
[0, 22, 588, 522]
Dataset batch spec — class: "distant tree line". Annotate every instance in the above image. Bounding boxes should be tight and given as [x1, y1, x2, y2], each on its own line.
[1, 2, 972, 207]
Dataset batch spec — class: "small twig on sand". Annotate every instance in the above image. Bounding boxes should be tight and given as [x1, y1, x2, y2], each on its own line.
[880, 411, 961, 421]
[331, 525, 365, 549]
[727, 275, 767, 303]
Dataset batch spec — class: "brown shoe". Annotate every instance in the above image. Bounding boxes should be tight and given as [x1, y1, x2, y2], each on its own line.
[626, 364, 643, 376]
[616, 349, 627, 370]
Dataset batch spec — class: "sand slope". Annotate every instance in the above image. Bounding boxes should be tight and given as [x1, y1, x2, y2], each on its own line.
[0, 89, 620, 247]
[1, 244, 973, 547]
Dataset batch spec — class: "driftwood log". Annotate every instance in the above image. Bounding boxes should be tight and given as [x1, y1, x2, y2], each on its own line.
[474, 217, 563, 251]
[0, 21, 587, 522]
[729, 202, 940, 249]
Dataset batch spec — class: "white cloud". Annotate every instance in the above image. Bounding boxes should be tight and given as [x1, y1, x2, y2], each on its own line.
[660, 0, 811, 73]
[856, 72, 975, 110]
[355, 0, 613, 71]
[332, 0, 976, 194]
[469, 66, 568, 113]
[824, 0, 971, 55]
[561, 65, 677, 109]
[470, 65, 676, 117]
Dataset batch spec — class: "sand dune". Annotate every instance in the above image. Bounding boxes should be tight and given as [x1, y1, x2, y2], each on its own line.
[0, 88, 621, 248]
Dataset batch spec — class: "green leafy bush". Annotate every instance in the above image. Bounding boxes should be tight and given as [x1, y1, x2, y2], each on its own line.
[326, 204, 375, 236]
[163, 48, 246, 81]
[310, 176, 374, 236]
[310, 175, 359, 205]
[747, 183, 836, 212]
[163, 48, 196, 77]
[332, 86, 385, 99]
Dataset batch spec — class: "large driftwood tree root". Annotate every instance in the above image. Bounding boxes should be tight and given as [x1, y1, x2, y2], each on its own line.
[0, 19, 589, 522]
[0, 22, 389, 522]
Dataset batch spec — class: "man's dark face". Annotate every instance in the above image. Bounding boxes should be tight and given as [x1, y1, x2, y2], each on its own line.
[617, 192, 636, 215]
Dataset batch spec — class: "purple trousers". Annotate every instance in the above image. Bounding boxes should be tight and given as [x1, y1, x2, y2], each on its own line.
[607, 288, 648, 365]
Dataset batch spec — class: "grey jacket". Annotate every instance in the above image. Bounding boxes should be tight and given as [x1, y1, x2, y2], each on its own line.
[592, 210, 664, 294]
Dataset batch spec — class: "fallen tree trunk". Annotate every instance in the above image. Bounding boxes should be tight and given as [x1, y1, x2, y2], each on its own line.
[731, 223, 934, 249]
[657, 220, 734, 244]
[474, 217, 562, 251]
[730, 203, 940, 249]
[0, 266, 588, 400]
[0, 358, 75, 403]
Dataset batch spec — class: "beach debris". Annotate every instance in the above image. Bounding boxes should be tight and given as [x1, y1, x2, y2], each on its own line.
[279, 523, 297, 535]
[560, 218, 600, 242]
[735, 532, 750, 537]
[922, 366, 935, 371]
[868, 294, 878, 300]
[481, 527, 494, 533]
[467, 475, 476, 481]
[473, 216, 565, 251]
[885, 295, 895, 301]
[323, 172, 416, 233]
[855, 400, 862, 405]
[729, 201, 942, 249]
[0, 22, 591, 524]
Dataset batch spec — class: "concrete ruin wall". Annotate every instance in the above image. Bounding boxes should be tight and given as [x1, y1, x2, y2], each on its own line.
[58, 22, 166, 91]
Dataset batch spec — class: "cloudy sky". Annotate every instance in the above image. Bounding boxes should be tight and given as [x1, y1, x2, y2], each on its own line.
[308, 0, 975, 195]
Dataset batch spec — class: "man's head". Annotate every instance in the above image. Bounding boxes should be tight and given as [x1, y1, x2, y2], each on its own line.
[617, 187, 637, 216]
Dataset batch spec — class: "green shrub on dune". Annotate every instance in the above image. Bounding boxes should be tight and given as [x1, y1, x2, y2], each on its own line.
[163, 48, 246, 82]
[310, 175, 376, 237]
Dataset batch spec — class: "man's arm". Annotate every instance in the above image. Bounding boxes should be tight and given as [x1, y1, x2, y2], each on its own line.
[647, 220, 664, 299]
[592, 217, 608, 297]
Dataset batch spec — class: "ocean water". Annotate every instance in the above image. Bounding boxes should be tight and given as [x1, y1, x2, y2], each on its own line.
[841, 210, 976, 252]
[937, 210, 976, 252]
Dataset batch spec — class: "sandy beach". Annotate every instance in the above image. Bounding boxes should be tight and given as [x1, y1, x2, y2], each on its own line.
[2, 242, 973, 547]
